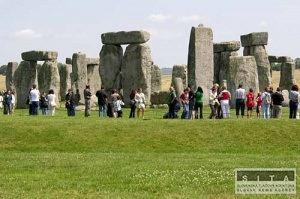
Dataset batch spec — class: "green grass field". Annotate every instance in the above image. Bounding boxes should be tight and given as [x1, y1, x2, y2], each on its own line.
[0, 107, 299, 198]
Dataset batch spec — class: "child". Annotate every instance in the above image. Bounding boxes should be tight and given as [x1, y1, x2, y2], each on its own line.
[256, 92, 262, 119]
[114, 96, 124, 118]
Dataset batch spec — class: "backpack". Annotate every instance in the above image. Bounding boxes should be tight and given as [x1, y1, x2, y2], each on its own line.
[264, 93, 271, 105]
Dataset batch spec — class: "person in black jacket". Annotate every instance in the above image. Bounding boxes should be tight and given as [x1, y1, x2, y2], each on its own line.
[271, 87, 284, 118]
[65, 89, 75, 116]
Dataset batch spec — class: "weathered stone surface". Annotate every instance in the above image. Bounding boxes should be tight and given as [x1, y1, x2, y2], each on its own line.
[243, 46, 271, 91]
[218, 51, 239, 86]
[13, 61, 38, 108]
[227, 56, 259, 108]
[6, 62, 18, 91]
[72, 52, 87, 103]
[21, 50, 58, 61]
[213, 41, 240, 53]
[87, 63, 101, 95]
[279, 62, 296, 90]
[187, 25, 214, 104]
[151, 65, 161, 93]
[86, 58, 100, 65]
[101, 30, 150, 45]
[38, 60, 60, 104]
[58, 63, 72, 101]
[122, 43, 152, 106]
[241, 32, 268, 47]
[66, 58, 72, 64]
[172, 65, 187, 88]
[99, 45, 123, 91]
[268, 55, 279, 63]
[278, 56, 292, 63]
[214, 53, 221, 84]
[281, 90, 289, 107]
[150, 91, 169, 105]
[174, 77, 184, 99]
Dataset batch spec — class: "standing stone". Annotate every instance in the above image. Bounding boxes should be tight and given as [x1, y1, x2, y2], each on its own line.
[242, 32, 271, 91]
[279, 62, 296, 90]
[187, 25, 214, 104]
[214, 53, 221, 84]
[99, 45, 123, 91]
[172, 65, 187, 88]
[13, 61, 38, 108]
[38, 60, 60, 104]
[122, 43, 152, 106]
[243, 46, 271, 91]
[72, 52, 87, 103]
[66, 58, 72, 64]
[218, 51, 238, 87]
[58, 63, 72, 101]
[101, 30, 150, 45]
[87, 63, 101, 94]
[151, 65, 161, 93]
[173, 77, 184, 98]
[227, 56, 259, 108]
[6, 62, 18, 91]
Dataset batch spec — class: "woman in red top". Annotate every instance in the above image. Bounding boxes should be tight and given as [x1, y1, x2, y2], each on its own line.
[219, 85, 231, 118]
[246, 88, 255, 119]
[256, 92, 262, 118]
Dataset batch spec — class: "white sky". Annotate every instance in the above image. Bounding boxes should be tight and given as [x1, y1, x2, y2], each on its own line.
[1, 0, 300, 67]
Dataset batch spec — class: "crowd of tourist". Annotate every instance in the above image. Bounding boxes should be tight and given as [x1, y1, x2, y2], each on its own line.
[165, 83, 300, 120]
[1, 83, 300, 120]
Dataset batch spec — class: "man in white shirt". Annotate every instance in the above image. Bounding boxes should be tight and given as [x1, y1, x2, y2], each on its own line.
[235, 84, 246, 118]
[30, 84, 40, 115]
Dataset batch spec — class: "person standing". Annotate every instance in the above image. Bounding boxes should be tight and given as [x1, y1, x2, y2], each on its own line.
[84, 84, 92, 117]
[208, 87, 219, 119]
[269, 86, 274, 118]
[187, 84, 195, 119]
[288, 84, 299, 119]
[256, 92, 262, 119]
[129, 89, 137, 118]
[235, 84, 246, 118]
[167, 86, 177, 119]
[66, 89, 75, 116]
[114, 95, 125, 118]
[262, 87, 271, 119]
[180, 88, 189, 119]
[47, 89, 56, 116]
[0, 93, 3, 109]
[3, 90, 12, 115]
[219, 85, 231, 119]
[96, 86, 108, 117]
[135, 87, 146, 119]
[30, 84, 40, 115]
[110, 89, 120, 118]
[40, 92, 48, 115]
[272, 87, 284, 118]
[194, 86, 203, 119]
[245, 88, 255, 119]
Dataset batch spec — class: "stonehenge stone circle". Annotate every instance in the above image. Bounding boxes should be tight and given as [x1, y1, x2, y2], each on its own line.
[241, 32, 268, 47]
[101, 30, 150, 45]
[279, 62, 296, 90]
[87, 61, 101, 94]
[151, 65, 162, 93]
[187, 25, 214, 104]
[174, 77, 184, 98]
[58, 63, 72, 101]
[72, 52, 87, 102]
[150, 91, 169, 105]
[213, 41, 240, 53]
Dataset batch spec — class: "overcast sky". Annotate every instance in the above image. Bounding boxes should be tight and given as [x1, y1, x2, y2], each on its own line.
[1, 0, 300, 67]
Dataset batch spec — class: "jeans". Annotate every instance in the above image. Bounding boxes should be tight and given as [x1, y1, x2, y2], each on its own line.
[188, 100, 195, 119]
[129, 104, 136, 118]
[262, 104, 270, 119]
[289, 101, 298, 119]
[42, 108, 48, 115]
[99, 104, 107, 117]
[31, 101, 39, 115]
[67, 104, 75, 116]
[182, 103, 189, 119]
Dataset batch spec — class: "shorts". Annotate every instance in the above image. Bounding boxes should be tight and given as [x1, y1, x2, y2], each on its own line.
[256, 106, 261, 113]
[247, 107, 253, 111]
